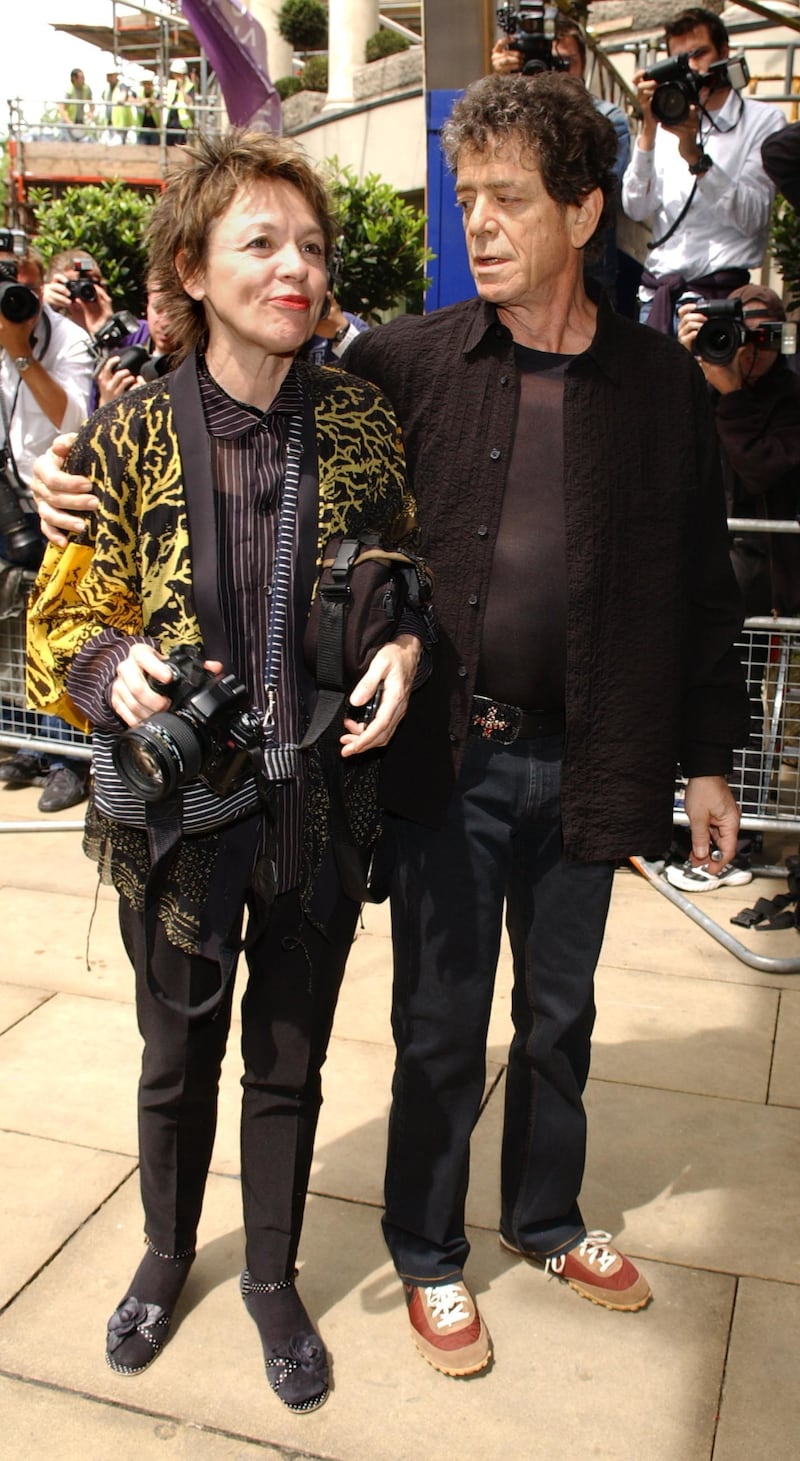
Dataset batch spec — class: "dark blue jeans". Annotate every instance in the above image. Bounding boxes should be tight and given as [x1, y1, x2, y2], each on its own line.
[383, 733, 615, 1284]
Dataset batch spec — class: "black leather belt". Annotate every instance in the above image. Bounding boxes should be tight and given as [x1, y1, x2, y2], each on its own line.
[469, 695, 565, 745]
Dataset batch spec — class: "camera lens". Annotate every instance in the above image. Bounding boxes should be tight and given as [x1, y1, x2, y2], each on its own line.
[113, 712, 205, 801]
[0, 280, 40, 324]
[651, 83, 691, 126]
[78, 281, 97, 303]
[693, 318, 743, 366]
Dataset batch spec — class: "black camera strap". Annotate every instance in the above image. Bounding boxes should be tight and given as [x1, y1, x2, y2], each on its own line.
[649, 180, 698, 249]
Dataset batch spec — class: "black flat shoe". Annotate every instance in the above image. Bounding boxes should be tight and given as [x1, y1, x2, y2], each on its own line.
[240, 1270, 329, 1413]
[106, 1295, 171, 1375]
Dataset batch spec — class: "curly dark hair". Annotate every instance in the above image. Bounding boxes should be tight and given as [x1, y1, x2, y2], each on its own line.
[146, 128, 337, 360]
[441, 72, 618, 251]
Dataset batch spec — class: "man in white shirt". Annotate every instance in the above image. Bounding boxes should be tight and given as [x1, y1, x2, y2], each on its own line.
[0, 243, 93, 500]
[0, 238, 93, 811]
[622, 7, 785, 332]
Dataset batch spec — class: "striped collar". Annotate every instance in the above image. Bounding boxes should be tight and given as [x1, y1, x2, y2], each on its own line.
[197, 356, 304, 439]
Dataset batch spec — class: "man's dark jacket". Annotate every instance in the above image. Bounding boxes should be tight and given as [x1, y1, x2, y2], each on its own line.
[346, 294, 749, 862]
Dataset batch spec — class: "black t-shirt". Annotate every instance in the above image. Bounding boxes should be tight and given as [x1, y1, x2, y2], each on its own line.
[475, 345, 572, 711]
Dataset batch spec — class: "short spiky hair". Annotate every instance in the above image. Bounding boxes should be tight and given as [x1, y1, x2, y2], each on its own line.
[146, 128, 337, 360]
[441, 72, 617, 249]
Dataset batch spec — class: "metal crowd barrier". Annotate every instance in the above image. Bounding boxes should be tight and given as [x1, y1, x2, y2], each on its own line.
[634, 604, 800, 971]
[0, 571, 90, 832]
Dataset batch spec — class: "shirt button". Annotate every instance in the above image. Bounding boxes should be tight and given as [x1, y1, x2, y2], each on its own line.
[489, 447, 501, 460]
[468, 593, 478, 606]
[500, 375, 509, 386]
[457, 664, 467, 677]
[449, 731, 459, 744]
[477, 524, 488, 537]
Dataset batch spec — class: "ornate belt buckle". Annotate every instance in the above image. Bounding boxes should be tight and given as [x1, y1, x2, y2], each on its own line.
[477, 700, 520, 744]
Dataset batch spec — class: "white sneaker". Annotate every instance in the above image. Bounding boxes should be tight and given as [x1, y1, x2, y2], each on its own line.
[665, 859, 752, 892]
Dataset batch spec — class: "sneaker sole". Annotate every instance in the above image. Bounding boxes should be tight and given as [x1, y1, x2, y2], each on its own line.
[499, 1235, 652, 1312]
[664, 868, 752, 892]
[410, 1314, 492, 1377]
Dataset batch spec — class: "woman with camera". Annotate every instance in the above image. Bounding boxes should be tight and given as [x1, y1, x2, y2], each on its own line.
[25, 130, 422, 1415]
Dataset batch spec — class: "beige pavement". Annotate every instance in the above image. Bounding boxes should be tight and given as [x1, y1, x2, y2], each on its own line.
[1, 787, 799, 1460]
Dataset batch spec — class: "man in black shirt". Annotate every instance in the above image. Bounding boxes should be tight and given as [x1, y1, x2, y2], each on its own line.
[344, 72, 747, 1375]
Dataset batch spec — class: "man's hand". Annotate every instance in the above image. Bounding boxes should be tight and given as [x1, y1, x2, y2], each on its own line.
[684, 775, 741, 869]
[30, 434, 98, 546]
[491, 36, 522, 75]
[95, 354, 138, 406]
[632, 69, 659, 149]
[314, 295, 349, 342]
[111, 645, 223, 727]
[663, 106, 703, 167]
[676, 303, 749, 394]
[340, 634, 422, 758]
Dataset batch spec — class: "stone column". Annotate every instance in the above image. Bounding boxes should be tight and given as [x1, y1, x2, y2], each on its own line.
[248, 0, 294, 87]
[323, 0, 380, 112]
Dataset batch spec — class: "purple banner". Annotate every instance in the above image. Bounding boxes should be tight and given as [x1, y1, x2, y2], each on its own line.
[181, 0, 282, 132]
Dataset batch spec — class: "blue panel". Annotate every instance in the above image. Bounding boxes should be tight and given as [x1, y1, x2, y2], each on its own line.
[426, 88, 476, 312]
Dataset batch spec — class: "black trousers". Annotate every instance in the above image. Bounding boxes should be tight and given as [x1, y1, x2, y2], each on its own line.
[383, 734, 615, 1283]
[119, 883, 359, 1279]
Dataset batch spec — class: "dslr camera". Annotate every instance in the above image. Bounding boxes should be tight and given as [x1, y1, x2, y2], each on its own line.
[92, 311, 151, 379]
[679, 295, 799, 366]
[0, 228, 39, 325]
[644, 50, 749, 126]
[0, 447, 41, 564]
[66, 259, 98, 304]
[496, 0, 569, 75]
[113, 646, 266, 804]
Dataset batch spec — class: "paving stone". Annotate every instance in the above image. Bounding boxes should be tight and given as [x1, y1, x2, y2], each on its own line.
[0, 981, 50, 1035]
[713, 1277, 800, 1461]
[769, 989, 800, 1108]
[0, 1374, 294, 1460]
[0, 992, 140, 1154]
[0, 1130, 134, 1309]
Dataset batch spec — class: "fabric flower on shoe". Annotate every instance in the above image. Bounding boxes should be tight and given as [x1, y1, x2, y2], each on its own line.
[106, 1296, 165, 1353]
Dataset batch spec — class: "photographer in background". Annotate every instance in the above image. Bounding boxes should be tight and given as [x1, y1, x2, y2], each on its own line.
[0, 233, 93, 812]
[762, 120, 800, 215]
[44, 251, 117, 338]
[677, 283, 800, 618]
[669, 282, 800, 888]
[491, 10, 632, 306]
[622, 7, 784, 332]
[93, 275, 181, 406]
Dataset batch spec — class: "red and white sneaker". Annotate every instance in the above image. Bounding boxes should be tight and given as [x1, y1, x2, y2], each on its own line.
[405, 1280, 491, 1376]
[500, 1230, 652, 1311]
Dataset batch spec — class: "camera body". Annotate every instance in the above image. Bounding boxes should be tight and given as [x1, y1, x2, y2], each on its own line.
[112, 646, 265, 803]
[66, 260, 98, 304]
[0, 229, 39, 325]
[644, 51, 748, 126]
[93, 309, 140, 352]
[496, 1, 569, 75]
[680, 295, 799, 365]
[0, 448, 42, 565]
